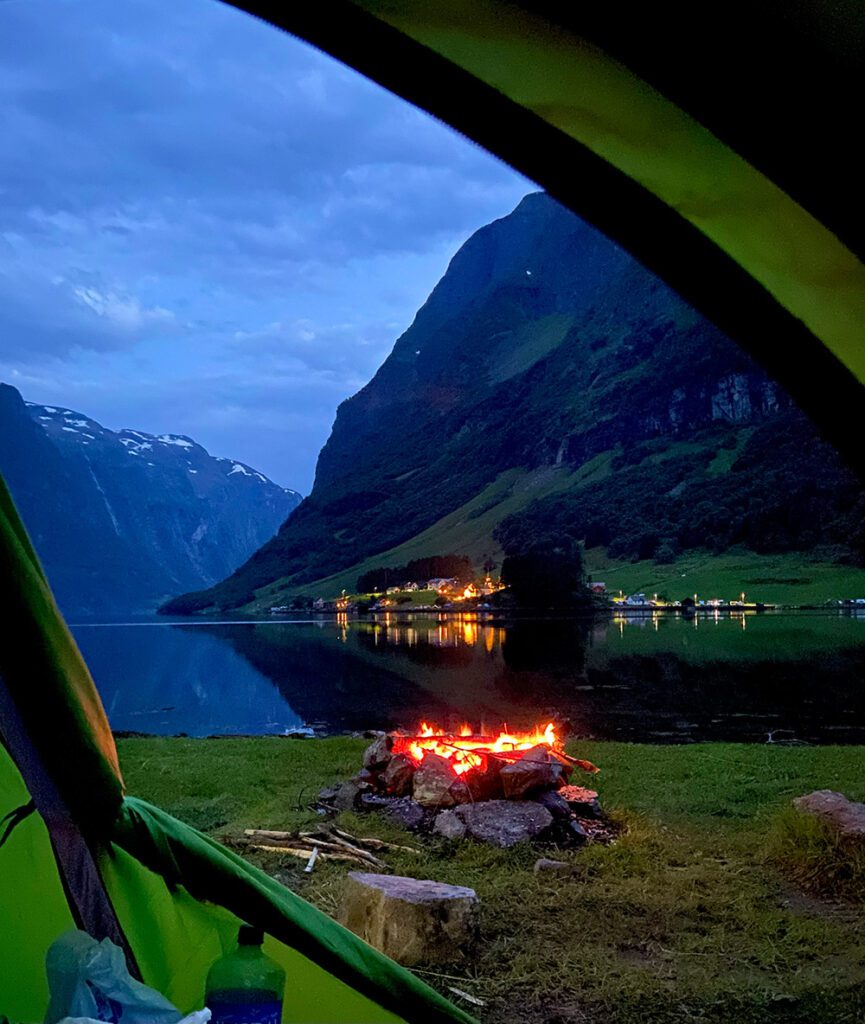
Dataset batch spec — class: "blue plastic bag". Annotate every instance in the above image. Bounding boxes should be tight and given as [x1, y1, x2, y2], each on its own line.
[44, 930, 209, 1024]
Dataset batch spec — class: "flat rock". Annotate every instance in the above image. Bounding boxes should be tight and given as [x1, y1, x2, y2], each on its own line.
[359, 793, 426, 831]
[413, 752, 469, 809]
[793, 790, 865, 839]
[340, 872, 479, 966]
[433, 809, 467, 840]
[455, 799, 553, 848]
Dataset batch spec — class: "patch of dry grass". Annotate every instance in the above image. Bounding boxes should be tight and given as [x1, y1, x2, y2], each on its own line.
[764, 807, 865, 903]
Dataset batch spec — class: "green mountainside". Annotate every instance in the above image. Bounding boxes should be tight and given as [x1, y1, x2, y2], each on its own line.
[162, 194, 863, 613]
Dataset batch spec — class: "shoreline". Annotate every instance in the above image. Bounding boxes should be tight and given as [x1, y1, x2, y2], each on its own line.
[71, 604, 865, 628]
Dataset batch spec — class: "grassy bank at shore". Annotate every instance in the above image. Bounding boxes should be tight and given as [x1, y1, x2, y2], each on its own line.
[118, 738, 865, 1024]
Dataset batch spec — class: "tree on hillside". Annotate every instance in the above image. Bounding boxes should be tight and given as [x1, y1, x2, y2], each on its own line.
[500, 533, 589, 608]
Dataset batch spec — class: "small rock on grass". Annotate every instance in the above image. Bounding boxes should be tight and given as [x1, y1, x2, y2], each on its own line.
[793, 790, 865, 839]
[534, 858, 571, 874]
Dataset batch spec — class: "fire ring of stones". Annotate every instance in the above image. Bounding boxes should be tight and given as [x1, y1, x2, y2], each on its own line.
[317, 727, 620, 849]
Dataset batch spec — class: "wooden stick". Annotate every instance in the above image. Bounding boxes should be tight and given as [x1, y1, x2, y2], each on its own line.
[244, 831, 298, 839]
[330, 828, 421, 855]
[249, 844, 363, 863]
[304, 846, 319, 873]
[323, 833, 387, 867]
[243, 829, 385, 867]
[302, 838, 383, 866]
[447, 987, 486, 1008]
[560, 753, 600, 773]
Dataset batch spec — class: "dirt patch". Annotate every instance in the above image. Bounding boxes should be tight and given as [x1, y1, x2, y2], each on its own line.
[777, 883, 861, 924]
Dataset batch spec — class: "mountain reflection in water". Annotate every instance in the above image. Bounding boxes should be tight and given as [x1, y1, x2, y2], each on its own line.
[72, 611, 865, 743]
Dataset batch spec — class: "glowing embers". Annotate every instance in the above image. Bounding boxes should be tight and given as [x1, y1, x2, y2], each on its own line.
[391, 722, 561, 777]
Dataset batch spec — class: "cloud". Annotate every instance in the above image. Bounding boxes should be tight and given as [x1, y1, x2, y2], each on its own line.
[0, 0, 532, 490]
[73, 286, 175, 330]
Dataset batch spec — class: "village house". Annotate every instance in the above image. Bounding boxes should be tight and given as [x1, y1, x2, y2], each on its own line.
[427, 577, 459, 592]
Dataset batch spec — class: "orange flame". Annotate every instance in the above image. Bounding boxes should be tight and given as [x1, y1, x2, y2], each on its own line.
[392, 722, 560, 776]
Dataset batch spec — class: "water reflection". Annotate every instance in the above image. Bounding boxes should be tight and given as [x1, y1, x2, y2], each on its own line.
[72, 612, 865, 743]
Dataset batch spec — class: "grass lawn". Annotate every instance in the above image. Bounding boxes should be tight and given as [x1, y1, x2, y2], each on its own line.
[118, 738, 865, 1024]
[582, 549, 864, 607]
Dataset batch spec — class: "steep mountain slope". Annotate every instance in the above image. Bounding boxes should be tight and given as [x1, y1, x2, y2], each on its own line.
[163, 193, 862, 613]
[0, 383, 301, 616]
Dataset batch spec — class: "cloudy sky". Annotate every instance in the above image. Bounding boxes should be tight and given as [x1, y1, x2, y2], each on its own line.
[0, 0, 531, 490]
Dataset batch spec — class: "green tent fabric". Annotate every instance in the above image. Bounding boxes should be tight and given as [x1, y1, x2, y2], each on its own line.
[0, 474, 473, 1024]
[3, 3, 864, 1020]
[232, 0, 864, 479]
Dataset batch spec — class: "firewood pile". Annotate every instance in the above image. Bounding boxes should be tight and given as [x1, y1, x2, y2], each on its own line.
[316, 726, 620, 849]
[235, 825, 421, 870]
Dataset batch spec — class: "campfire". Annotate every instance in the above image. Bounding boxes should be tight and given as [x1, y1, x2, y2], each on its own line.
[319, 723, 616, 849]
[395, 721, 561, 774]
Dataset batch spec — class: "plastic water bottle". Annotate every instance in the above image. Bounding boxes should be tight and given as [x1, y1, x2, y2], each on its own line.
[205, 924, 285, 1024]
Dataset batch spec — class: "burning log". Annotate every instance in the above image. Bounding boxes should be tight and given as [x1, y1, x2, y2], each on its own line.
[560, 752, 600, 774]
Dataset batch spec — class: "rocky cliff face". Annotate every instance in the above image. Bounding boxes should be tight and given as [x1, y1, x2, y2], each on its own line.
[0, 383, 301, 616]
[163, 193, 861, 613]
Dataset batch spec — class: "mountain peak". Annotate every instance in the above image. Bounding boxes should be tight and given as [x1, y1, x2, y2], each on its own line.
[0, 382, 302, 615]
[162, 193, 861, 615]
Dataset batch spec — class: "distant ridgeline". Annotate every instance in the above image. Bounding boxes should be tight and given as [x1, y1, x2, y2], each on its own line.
[162, 193, 864, 614]
[0, 383, 301, 616]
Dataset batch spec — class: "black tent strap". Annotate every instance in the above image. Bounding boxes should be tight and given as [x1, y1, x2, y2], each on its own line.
[0, 799, 35, 850]
[0, 682, 141, 977]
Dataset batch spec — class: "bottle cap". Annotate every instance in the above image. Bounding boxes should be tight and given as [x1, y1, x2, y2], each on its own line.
[238, 923, 264, 946]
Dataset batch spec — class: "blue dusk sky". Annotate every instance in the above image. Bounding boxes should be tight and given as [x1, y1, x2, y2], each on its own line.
[0, 0, 531, 490]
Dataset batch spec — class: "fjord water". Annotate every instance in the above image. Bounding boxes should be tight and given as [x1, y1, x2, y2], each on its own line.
[71, 612, 864, 744]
